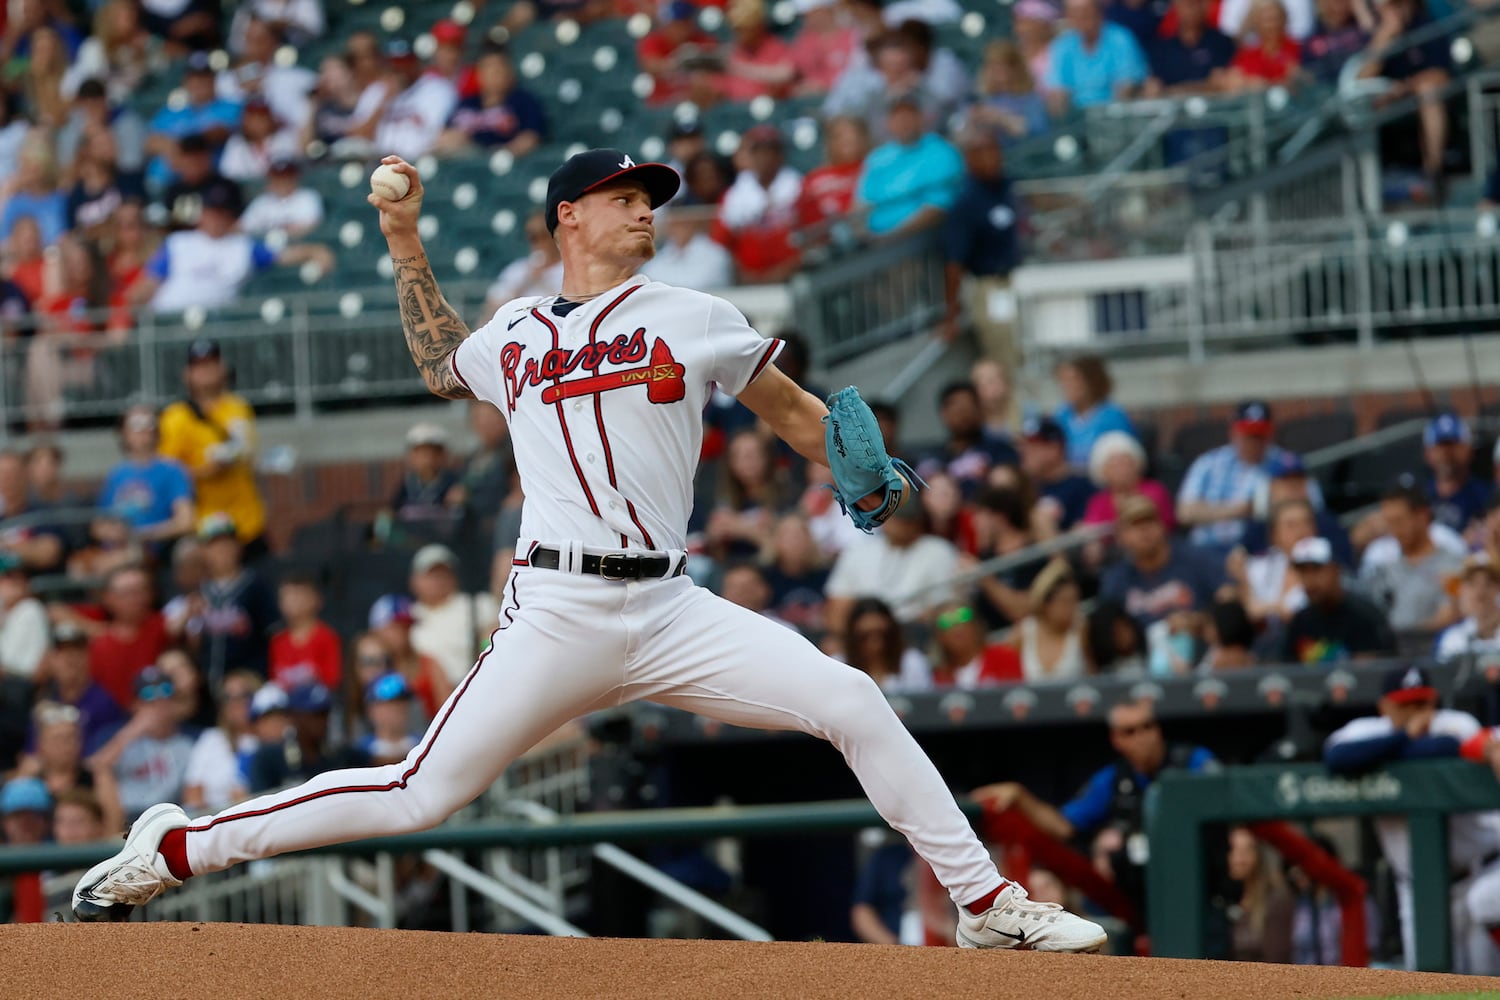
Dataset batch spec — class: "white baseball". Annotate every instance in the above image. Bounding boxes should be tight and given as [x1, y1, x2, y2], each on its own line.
[370, 164, 411, 202]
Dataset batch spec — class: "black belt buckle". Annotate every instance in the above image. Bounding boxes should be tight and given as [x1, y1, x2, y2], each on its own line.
[599, 553, 637, 581]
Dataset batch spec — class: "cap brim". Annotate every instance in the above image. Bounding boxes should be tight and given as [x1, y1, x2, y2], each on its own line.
[580, 162, 681, 211]
[1233, 420, 1273, 437]
[1384, 686, 1438, 704]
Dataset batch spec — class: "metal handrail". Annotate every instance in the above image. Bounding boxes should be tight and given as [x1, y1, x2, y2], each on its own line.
[421, 849, 588, 937]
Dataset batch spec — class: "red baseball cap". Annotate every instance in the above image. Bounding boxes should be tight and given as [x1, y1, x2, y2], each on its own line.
[432, 19, 466, 46]
[1382, 665, 1437, 706]
[1232, 400, 1273, 438]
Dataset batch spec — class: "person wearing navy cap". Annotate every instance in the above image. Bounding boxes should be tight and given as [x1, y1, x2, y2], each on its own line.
[1325, 664, 1500, 974]
[247, 681, 368, 793]
[1422, 412, 1491, 535]
[1239, 447, 1353, 566]
[1018, 414, 1095, 530]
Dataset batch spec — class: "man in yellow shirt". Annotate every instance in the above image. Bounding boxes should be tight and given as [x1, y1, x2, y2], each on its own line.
[157, 340, 268, 560]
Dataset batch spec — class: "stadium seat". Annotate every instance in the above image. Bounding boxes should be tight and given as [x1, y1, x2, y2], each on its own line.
[1275, 412, 1356, 457]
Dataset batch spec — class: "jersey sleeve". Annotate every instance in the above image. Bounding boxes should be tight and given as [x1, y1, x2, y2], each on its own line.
[451, 315, 507, 408]
[706, 296, 784, 396]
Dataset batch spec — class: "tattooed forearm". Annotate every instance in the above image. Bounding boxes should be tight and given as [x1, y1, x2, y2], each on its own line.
[394, 254, 474, 399]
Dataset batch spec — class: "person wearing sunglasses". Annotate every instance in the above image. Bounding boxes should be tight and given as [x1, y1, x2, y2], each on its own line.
[973, 696, 1217, 915]
[182, 669, 261, 815]
[357, 673, 422, 765]
[89, 665, 195, 824]
[930, 603, 1022, 688]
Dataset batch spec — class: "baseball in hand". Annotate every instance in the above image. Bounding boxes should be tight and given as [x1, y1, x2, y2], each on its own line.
[370, 164, 411, 202]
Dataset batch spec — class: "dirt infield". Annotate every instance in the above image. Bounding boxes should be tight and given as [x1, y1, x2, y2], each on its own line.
[6, 923, 1500, 1000]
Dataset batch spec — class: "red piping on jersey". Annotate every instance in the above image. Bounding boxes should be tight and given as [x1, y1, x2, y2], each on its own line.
[531, 306, 603, 518]
[587, 284, 655, 549]
[184, 627, 505, 834]
[748, 339, 782, 385]
[449, 349, 474, 396]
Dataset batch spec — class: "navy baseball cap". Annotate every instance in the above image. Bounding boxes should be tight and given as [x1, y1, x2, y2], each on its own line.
[544, 148, 680, 234]
[1424, 412, 1471, 447]
[1381, 665, 1437, 705]
[1267, 450, 1306, 479]
[186, 337, 221, 363]
[1233, 400, 1273, 437]
[288, 682, 332, 714]
[1021, 414, 1066, 444]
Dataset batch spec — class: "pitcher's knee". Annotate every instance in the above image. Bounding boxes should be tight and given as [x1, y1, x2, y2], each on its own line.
[816, 669, 896, 740]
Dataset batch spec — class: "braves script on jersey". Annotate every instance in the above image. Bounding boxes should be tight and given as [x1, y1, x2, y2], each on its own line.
[451, 275, 781, 551]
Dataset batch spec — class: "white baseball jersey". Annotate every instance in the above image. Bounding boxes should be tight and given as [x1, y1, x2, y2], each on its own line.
[451, 274, 783, 552]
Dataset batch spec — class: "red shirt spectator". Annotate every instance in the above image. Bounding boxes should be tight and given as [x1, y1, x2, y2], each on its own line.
[90, 612, 168, 709]
[719, 0, 797, 102]
[269, 623, 343, 690]
[1227, 0, 1300, 84]
[711, 125, 802, 281]
[638, 1, 719, 105]
[931, 605, 1024, 686]
[796, 115, 871, 230]
[787, 0, 860, 94]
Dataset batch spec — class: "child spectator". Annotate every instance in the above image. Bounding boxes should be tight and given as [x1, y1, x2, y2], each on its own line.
[182, 668, 259, 814]
[98, 406, 196, 545]
[436, 46, 546, 157]
[1086, 600, 1149, 674]
[269, 572, 342, 691]
[92, 665, 195, 822]
[964, 41, 1049, 144]
[0, 553, 47, 680]
[192, 513, 279, 685]
[1054, 355, 1136, 470]
[53, 787, 107, 843]
[713, 126, 802, 284]
[1200, 598, 1258, 670]
[368, 595, 450, 718]
[358, 673, 422, 764]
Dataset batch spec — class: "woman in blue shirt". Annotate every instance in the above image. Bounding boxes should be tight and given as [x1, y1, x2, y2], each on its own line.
[1054, 354, 1136, 470]
[963, 41, 1050, 147]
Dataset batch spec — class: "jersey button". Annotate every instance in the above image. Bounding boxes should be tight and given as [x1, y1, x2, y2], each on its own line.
[573, 402, 583, 412]
[608, 501, 619, 510]
[587, 453, 596, 463]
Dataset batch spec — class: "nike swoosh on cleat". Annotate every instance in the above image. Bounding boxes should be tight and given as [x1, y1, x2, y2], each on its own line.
[997, 930, 1027, 944]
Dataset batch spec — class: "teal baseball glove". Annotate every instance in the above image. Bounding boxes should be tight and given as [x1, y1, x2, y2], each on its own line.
[822, 386, 922, 533]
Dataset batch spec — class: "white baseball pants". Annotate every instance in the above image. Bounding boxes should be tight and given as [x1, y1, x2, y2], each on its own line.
[183, 565, 1003, 906]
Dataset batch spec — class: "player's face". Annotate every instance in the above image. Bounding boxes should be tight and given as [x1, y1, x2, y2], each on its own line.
[569, 181, 656, 263]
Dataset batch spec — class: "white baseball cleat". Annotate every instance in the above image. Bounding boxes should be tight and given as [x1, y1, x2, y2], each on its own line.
[72, 803, 189, 922]
[956, 882, 1108, 953]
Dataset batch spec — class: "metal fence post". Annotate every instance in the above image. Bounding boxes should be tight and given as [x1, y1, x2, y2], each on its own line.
[1408, 811, 1452, 971]
[1187, 224, 1208, 364]
[1354, 222, 1376, 350]
[292, 299, 314, 421]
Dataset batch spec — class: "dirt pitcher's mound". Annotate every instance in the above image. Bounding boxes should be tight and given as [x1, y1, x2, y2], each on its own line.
[6, 923, 1499, 1000]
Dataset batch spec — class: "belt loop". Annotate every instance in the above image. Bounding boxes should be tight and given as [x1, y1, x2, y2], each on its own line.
[563, 541, 584, 574]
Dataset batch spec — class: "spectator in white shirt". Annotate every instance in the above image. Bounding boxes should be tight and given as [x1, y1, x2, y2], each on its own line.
[375, 41, 459, 162]
[218, 97, 301, 181]
[228, 0, 325, 51]
[181, 669, 260, 815]
[823, 499, 959, 630]
[217, 17, 318, 131]
[408, 544, 498, 688]
[0, 552, 49, 679]
[132, 179, 333, 314]
[238, 156, 324, 237]
[640, 206, 734, 289]
[1436, 555, 1500, 661]
[482, 211, 563, 317]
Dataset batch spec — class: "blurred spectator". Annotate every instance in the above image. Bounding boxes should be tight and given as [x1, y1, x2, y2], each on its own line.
[97, 405, 195, 546]
[840, 596, 932, 690]
[855, 93, 963, 237]
[1356, 0, 1450, 186]
[1015, 0, 1062, 89]
[1100, 495, 1224, 631]
[1046, 0, 1148, 115]
[368, 594, 451, 717]
[1221, 0, 1301, 90]
[640, 205, 734, 289]
[193, 513, 278, 685]
[409, 544, 497, 689]
[106, 199, 159, 308]
[249, 681, 366, 791]
[92, 665, 194, 822]
[483, 211, 564, 315]
[637, 1, 719, 107]
[1326, 665, 1500, 974]
[721, 0, 797, 102]
[62, 0, 157, 104]
[84, 564, 169, 709]
[1054, 355, 1135, 470]
[182, 668, 258, 814]
[796, 115, 871, 237]
[763, 513, 831, 631]
[0, 554, 44, 680]
[915, 382, 1019, 498]
[1242, 451, 1350, 563]
[1177, 401, 1313, 554]
[849, 833, 914, 944]
[1419, 414, 1491, 535]
[238, 157, 324, 238]
[17, 24, 70, 128]
[59, 75, 149, 185]
[301, 49, 380, 158]
[157, 339, 268, 555]
[500, 0, 613, 35]
[269, 573, 340, 691]
[972, 697, 1216, 910]
[229, 0, 325, 51]
[1086, 599, 1148, 673]
[459, 401, 515, 524]
[0, 449, 66, 572]
[18, 701, 122, 830]
[0, 139, 67, 247]
[66, 127, 135, 244]
[712, 126, 802, 283]
[663, 119, 707, 187]
[139, 179, 334, 312]
[145, 55, 240, 189]
[219, 98, 300, 181]
[1081, 431, 1174, 536]
[4, 216, 45, 304]
[1221, 0, 1315, 37]
[971, 358, 1018, 437]
[1435, 554, 1500, 661]
[359, 672, 421, 764]
[1302, 0, 1372, 82]
[1225, 826, 1295, 963]
[720, 562, 796, 629]
[680, 150, 736, 207]
[825, 501, 958, 628]
[436, 46, 546, 157]
[931, 602, 1023, 686]
[53, 786, 107, 844]
[1228, 497, 1316, 625]
[969, 485, 1043, 626]
[790, 0, 860, 94]
[158, 133, 227, 232]
[1107, 0, 1170, 50]
[0, 775, 51, 845]
[965, 41, 1049, 146]
[1012, 558, 1088, 681]
[1143, 0, 1235, 95]
[921, 471, 972, 550]
[374, 40, 459, 163]
[707, 430, 789, 561]
[894, 19, 972, 122]
[1289, 834, 1368, 965]
[1199, 597, 1257, 670]
[23, 237, 121, 429]
[940, 128, 1022, 366]
[1283, 536, 1395, 663]
[37, 622, 125, 754]
[1019, 416, 1094, 531]
[217, 18, 317, 132]
[1359, 483, 1462, 632]
[385, 422, 463, 535]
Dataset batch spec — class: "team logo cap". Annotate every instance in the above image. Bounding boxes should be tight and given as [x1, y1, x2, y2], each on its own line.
[544, 149, 680, 234]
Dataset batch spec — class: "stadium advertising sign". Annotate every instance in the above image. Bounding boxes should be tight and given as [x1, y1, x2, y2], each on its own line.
[1275, 770, 1403, 810]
